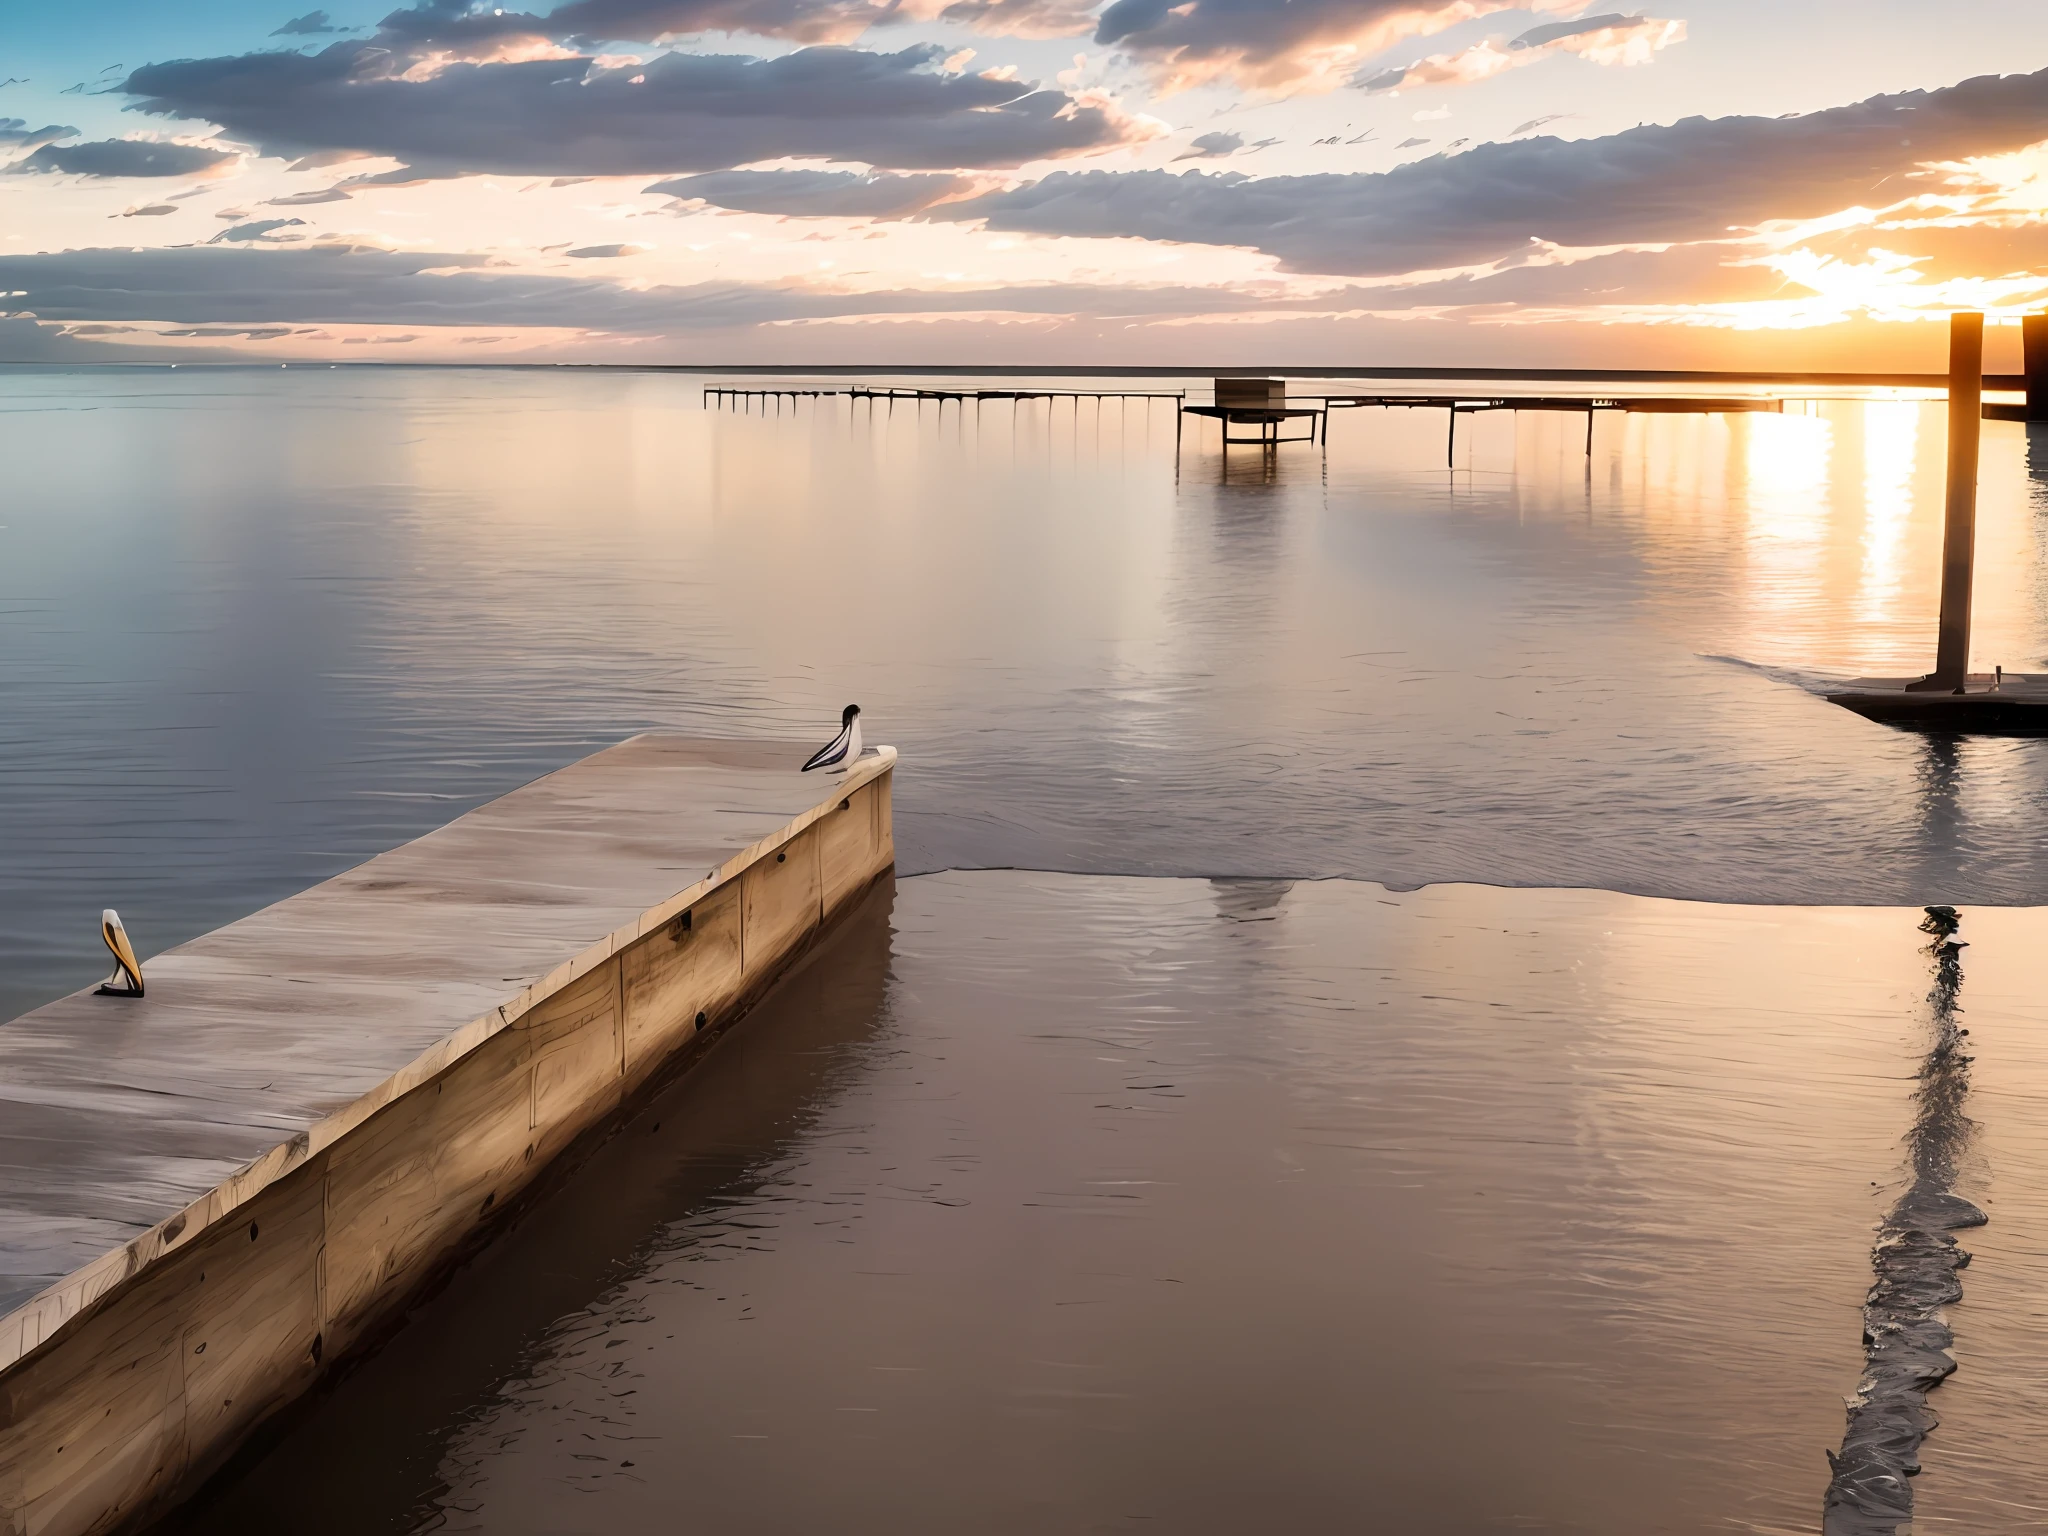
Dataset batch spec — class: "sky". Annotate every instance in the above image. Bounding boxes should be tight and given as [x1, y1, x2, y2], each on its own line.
[5, 0, 2048, 366]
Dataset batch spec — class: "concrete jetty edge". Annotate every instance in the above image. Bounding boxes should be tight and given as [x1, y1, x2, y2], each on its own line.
[0, 737, 898, 1536]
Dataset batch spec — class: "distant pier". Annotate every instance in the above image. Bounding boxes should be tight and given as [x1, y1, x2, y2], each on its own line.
[0, 737, 897, 1535]
[1173, 376, 1788, 463]
[703, 384, 1185, 411]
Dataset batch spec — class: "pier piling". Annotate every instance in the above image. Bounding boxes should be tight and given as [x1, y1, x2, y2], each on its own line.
[1821, 311, 2048, 730]
[1909, 312, 1983, 692]
[2027, 312, 2048, 422]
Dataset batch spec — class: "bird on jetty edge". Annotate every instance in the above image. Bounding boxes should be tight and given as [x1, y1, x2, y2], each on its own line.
[802, 704, 861, 774]
[96, 908, 144, 998]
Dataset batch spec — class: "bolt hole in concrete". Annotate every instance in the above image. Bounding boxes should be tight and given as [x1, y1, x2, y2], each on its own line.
[162, 875, 2048, 1535]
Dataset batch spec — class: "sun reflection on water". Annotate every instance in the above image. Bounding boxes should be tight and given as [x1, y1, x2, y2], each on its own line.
[1857, 399, 1921, 630]
[1738, 409, 1834, 648]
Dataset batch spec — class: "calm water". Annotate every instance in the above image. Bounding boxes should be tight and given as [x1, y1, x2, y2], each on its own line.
[9, 367, 2048, 1531]
[7, 369, 2048, 1022]
[169, 875, 2048, 1534]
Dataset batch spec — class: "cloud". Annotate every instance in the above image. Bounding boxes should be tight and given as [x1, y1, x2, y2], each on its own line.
[1174, 130, 1241, 161]
[372, 0, 1098, 52]
[123, 42, 1158, 176]
[0, 315, 217, 365]
[1366, 242, 1794, 311]
[919, 0, 1097, 39]
[1360, 13, 1681, 94]
[0, 244, 1276, 334]
[374, 0, 886, 51]
[266, 186, 355, 204]
[1510, 112, 1572, 136]
[1799, 220, 2048, 286]
[116, 204, 180, 217]
[1360, 53, 1504, 92]
[273, 9, 342, 33]
[209, 217, 309, 243]
[13, 235, 1979, 356]
[1092, 0, 1574, 93]
[0, 119, 76, 153]
[645, 168, 974, 216]
[1396, 136, 1429, 148]
[160, 325, 304, 339]
[1512, 11, 1681, 64]
[565, 242, 647, 256]
[942, 67, 2048, 276]
[8, 138, 238, 178]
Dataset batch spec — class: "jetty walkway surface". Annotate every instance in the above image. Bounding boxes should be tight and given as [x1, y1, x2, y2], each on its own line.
[0, 735, 896, 1536]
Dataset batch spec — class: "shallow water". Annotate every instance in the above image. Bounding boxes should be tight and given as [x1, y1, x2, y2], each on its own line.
[10, 367, 2048, 1531]
[8, 369, 2048, 1023]
[168, 874, 2048, 1535]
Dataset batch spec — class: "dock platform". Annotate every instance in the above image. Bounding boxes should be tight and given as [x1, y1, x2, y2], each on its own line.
[1178, 403, 1327, 447]
[1176, 390, 1788, 462]
[0, 735, 896, 1536]
[1826, 674, 2048, 733]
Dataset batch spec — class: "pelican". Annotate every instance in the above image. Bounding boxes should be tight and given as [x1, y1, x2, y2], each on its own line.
[97, 908, 144, 998]
[801, 704, 861, 774]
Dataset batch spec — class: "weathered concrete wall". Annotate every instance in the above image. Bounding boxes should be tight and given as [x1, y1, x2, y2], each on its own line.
[0, 749, 894, 1536]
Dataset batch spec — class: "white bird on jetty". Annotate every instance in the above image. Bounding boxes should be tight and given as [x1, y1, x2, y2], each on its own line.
[801, 704, 862, 774]
[96, 908, 144, 998]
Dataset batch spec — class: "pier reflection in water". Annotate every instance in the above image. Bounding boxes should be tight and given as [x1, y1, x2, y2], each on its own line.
[174, 873, 2048, 1535]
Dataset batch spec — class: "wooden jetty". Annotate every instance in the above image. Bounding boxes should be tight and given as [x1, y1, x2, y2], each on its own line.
[0, 736, 897, 1535]
[1829, 311, 2048, 732]
[1352, 393, 1784, 466]
[703, 384, 1184, 411]
[1177, 378, 1786, 462]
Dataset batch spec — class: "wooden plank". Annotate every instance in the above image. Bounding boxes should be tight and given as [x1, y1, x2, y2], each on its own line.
[175, 1169, 324, 1491]
[819, 782, 883, 921]
[743, 823, 823, 978]
[876, 769, 894, 869]
[0, 1276, 187, 1536]
[523, 960, 623, 1167]
[319, 1022, 537, 1359]
[620, 883, 742, 1092]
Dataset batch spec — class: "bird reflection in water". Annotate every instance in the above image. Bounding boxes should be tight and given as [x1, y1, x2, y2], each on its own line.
[1209, 877, 1294, 922]
[1910, 736, 1964, 892]
[1822, 905, 1984, 1534]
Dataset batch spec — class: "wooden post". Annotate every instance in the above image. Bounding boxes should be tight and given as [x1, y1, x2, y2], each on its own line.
[1910, 312, 1983, 692]
[2027, 311, 2048, 422]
